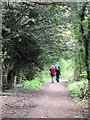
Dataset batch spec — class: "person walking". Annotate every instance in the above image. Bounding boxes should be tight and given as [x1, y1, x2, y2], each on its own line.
[50, 65, 56, 83]
[55, 62, 61, 82]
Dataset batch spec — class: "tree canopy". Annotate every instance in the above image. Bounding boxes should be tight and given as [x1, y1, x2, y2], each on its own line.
[1, 1, 90, 89]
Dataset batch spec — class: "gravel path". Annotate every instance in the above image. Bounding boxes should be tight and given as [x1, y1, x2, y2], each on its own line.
[1, 78, 88, 119]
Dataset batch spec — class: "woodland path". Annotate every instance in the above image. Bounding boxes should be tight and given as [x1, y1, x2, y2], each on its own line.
[1, 77, 88, 119]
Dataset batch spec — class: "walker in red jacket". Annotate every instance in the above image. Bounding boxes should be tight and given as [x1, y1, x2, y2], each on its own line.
[50, 65, 56, 83]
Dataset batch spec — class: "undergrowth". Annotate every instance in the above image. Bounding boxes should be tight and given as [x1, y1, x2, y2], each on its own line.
[68, 79, 88, 99]
[21, 67, 50, 89]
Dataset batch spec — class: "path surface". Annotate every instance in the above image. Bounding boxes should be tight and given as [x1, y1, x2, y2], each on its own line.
[1, 78, 88, 118]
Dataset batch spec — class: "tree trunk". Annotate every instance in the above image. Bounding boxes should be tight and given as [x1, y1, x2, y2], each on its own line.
[85, 39, 90, 81]
[84, 3, 90, 81]
[7, 69, 16, 89]
[80, 3, 90, 81]
[86, 4, 90, 81]
[6, 60, 28, 89]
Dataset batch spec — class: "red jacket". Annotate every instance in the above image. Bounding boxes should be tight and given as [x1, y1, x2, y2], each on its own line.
[50, 68, 56, 76]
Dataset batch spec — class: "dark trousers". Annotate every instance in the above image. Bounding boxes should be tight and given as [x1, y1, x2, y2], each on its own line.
[56, 75, 60, 82]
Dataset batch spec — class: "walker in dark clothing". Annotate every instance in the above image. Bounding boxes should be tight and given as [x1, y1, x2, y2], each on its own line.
[55, 66, 60, 82]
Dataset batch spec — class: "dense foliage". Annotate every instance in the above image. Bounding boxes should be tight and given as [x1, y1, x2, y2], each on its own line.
[1, 2, 90, 91]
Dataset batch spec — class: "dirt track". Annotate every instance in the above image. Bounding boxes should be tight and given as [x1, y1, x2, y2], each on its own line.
[1, 77, 88, 118]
